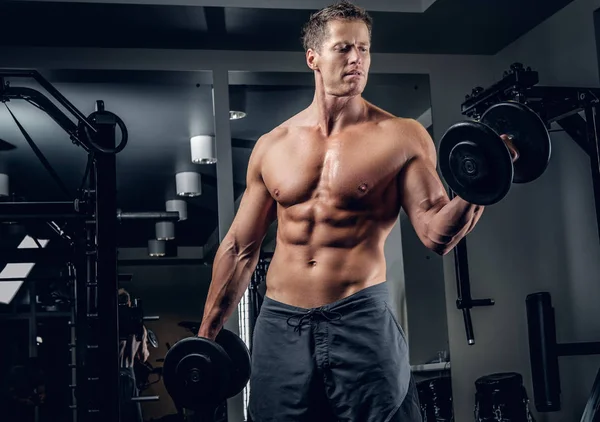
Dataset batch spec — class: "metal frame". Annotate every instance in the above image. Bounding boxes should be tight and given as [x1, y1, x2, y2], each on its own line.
[0, 69, 178, 422]
[452, 63, 600, 346]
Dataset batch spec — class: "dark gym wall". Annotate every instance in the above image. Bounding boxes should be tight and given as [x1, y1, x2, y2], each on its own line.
[443, 0, 600, 420]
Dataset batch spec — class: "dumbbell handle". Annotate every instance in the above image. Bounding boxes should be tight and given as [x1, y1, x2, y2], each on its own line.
[131, 396, 160, 402]
[143, 316, 160, 321]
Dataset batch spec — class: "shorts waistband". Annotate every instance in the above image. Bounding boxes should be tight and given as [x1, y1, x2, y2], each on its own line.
[260, 281, 390, 319]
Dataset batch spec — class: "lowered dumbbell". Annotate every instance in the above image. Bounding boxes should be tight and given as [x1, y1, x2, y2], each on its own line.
[162, 329, 251, 417]
[438, 101, 552, 205]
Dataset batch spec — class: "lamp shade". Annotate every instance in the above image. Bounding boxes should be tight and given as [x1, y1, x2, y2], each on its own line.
[0, 174, 8, 197]
[176, 172, 202, 197]
[148, 239, 166, 257]
[156, 221, 175, 240]
[166, 199, 187, 221]
[191, 135, 216, 164]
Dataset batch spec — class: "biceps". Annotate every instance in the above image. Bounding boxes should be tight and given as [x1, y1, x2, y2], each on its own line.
[399, 158, 448, 223]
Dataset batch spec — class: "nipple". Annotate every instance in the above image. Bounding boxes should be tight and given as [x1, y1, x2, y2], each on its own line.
[358, 183, 368, 193]
[273, 188, 280, 197]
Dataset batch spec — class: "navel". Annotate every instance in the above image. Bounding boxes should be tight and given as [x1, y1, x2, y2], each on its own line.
[308, 259, 317, 267]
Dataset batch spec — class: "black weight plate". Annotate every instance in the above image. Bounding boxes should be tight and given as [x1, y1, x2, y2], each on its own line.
[162, 336, 232, 411]
[481, 101, 551, 184]
[439, 121, 514, 205]
[147, 328, 159, 348]
[215, 329, 251, 399]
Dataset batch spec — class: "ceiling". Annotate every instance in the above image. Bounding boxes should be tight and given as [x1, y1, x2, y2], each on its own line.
[0, 0, 575, 54]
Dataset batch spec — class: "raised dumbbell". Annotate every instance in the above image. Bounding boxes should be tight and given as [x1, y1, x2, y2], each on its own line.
[438, 101, 552, 205]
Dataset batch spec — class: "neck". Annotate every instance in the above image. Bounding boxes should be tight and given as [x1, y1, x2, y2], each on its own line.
[310, 75, 366, 136]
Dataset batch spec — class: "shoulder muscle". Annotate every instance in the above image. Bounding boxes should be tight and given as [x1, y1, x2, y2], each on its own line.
[247, 126, 288, 184]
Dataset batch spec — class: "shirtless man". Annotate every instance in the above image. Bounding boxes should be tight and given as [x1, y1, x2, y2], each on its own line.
[198, 1, 489, 421]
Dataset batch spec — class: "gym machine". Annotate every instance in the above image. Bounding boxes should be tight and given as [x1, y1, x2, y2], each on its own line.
[526, 292, 600, 421]
[444, 63, 600, 420]
[0, 69, 177, 422]
[444, 63, 600, 346]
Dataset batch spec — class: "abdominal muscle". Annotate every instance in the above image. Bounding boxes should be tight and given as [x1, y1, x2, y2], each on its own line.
[264, 215, 393, 309]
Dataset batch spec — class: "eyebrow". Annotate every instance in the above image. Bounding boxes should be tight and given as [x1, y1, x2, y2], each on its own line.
[333, 41, 370, 47]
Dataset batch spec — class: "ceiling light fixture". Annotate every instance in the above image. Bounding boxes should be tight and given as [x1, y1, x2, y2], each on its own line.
[148, 239, 166, 257]
[190, 135, 217, 164]
[166, 199, 188, 221]
[176, 172, 202, 197]
[155, 221, 175, 241]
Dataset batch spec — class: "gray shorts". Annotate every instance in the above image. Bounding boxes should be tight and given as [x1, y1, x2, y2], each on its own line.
[248, 282, 422, 422]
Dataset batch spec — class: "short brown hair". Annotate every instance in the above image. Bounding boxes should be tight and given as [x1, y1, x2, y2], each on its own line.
[301, 1, 373, 52]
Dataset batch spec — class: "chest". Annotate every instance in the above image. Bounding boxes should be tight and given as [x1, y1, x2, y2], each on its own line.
[262, 133, 404, 207]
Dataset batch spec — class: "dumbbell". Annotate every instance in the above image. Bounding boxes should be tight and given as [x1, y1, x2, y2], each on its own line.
[162, 329, 251, 418]
[438, 101, 552, 205]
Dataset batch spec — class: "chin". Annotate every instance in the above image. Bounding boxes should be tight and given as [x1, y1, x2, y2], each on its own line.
[345, 87, 365, 97]
[332, 84, 365, 98]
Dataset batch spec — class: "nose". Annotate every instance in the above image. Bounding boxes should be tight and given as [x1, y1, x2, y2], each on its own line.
[348, 45, 362, 65]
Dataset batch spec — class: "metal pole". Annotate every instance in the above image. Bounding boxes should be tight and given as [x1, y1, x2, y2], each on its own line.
[28, 281, 39, 422]
[584, 106, 600, 246]
[117, 211, 179, 221]
[68, 262, 77, 422]
[92, 101, 120, 421]
[75, 228, 91, 422]
[0, 201, 84, 221]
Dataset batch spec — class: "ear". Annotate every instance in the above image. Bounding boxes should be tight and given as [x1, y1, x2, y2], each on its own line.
[306, 48, 319, 71]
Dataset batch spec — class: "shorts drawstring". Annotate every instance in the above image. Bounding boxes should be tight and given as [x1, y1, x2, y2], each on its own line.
[286, 308, 342, 335]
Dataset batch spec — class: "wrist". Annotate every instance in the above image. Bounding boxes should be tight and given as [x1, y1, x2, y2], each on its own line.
[198, 324, 218, 341]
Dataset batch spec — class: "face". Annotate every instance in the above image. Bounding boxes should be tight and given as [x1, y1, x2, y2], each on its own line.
[307, 19, 371, 97]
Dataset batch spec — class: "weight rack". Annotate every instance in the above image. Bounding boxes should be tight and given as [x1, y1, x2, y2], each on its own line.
[0, 69, 176, 421]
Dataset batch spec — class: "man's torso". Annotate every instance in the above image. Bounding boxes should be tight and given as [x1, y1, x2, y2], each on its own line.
[262, 101, 420, 307]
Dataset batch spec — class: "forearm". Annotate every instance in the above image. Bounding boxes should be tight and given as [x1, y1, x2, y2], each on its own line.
[426, 196, 484, 253]
[198, 237, 260, 340]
